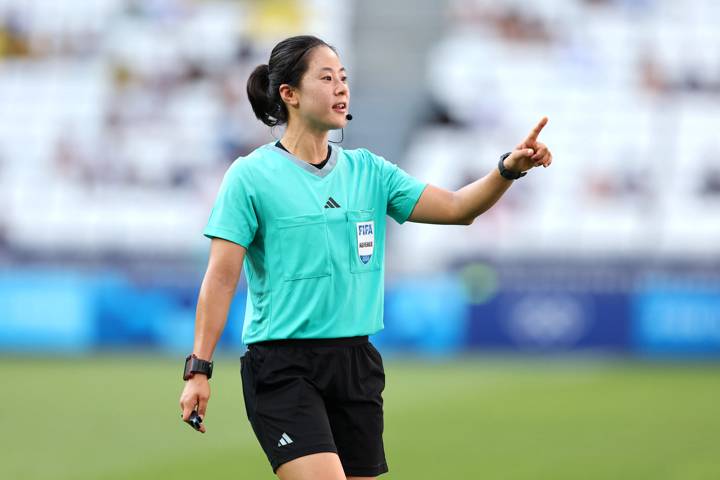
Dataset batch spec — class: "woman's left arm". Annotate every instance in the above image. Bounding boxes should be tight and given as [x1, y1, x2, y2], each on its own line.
[408, 117, 553, 225]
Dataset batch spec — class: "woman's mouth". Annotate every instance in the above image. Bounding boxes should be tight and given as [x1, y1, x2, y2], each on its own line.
[332, 102, 347, 114]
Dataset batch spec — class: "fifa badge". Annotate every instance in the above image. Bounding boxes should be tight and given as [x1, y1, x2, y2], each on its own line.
[355, 221, 374, 264]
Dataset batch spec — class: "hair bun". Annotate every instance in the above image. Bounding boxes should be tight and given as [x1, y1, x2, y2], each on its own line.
[247, 64, 275, 126]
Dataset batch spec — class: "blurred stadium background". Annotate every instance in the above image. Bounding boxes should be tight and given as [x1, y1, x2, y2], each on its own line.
[2, 0, 719, 479]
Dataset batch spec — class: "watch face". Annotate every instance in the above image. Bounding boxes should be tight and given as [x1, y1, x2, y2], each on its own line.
[190, 358, 201, 372]
[183, 359, 193, 380]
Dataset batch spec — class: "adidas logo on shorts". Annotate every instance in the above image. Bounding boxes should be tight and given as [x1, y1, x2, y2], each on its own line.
[277, 432, 293, 447]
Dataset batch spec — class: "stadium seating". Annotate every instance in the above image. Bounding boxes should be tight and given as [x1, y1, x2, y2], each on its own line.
[0, 0, 718, 268]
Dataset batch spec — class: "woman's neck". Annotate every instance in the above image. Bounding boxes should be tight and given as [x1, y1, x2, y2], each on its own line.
[279, 124, 330, 165]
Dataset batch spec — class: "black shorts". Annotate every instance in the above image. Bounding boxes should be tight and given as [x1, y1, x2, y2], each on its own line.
[240, 335, 388, 477]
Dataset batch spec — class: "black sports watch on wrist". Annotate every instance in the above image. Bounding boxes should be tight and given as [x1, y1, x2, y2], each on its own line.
[498, 152, 527, 180]
[183, 354, 213, 381]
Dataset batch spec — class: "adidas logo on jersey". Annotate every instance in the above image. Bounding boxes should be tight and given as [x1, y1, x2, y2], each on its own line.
[324, 197, 341, 209]
[277, 432, 293, 447]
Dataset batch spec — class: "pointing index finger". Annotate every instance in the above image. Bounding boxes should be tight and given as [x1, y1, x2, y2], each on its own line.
[526, 116, 548, 143]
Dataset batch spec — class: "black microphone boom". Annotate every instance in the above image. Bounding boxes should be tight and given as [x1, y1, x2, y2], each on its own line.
[345, 113, 353, 121]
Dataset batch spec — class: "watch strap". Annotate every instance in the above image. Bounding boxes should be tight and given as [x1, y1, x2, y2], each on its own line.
[498, 152, 527, 180]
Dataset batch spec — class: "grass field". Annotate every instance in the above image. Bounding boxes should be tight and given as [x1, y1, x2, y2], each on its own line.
[4, 355, 720, 480]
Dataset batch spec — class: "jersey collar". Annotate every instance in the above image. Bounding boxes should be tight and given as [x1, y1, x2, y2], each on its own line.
[265, 143, 339, 179]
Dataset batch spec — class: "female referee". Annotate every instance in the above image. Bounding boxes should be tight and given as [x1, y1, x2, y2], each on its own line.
[179, 35, 552, 480]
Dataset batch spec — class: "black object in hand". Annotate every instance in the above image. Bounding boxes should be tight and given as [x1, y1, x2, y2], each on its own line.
[183, 410, 203, 431]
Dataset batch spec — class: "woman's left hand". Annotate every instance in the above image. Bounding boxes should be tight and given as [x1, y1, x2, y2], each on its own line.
[503, 116, 553, 173]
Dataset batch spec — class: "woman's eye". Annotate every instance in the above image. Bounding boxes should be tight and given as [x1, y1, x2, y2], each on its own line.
[341, 77, 348, 82]
[322, 76, 331, 80]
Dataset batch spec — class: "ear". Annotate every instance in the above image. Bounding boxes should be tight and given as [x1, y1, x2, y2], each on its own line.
[278, 84, 299, 108]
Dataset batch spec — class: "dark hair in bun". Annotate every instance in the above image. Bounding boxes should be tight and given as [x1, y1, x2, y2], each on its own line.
[246, 35, 337, 127]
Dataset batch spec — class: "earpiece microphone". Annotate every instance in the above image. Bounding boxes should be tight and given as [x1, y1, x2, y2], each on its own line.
[345, 113, 353, 121]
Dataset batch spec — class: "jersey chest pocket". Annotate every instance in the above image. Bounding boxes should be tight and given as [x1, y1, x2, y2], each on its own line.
[346, 209, 380, 273]
[277, 213, 331, 281]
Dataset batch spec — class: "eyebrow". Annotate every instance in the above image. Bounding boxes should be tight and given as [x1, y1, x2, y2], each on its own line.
[319, 67, 347, 73]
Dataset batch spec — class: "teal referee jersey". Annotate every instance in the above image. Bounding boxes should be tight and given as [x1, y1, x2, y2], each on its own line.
[203, 142, 427, 344]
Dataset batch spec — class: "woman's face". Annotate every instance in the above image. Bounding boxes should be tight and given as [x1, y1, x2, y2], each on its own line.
[288, 46, 350, 131]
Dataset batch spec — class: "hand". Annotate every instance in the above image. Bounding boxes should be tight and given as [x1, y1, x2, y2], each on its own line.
[179, 375, 210, 433]
[503, 116, 553, 173]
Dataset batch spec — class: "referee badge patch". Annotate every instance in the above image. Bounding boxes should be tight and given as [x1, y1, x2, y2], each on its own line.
[355, 221, 375, 264]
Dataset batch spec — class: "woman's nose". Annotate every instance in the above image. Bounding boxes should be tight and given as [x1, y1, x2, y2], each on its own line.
[335, 80, 348, 95]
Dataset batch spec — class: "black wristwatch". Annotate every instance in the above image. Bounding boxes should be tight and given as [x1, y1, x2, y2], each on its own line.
[183, 353, 213, 380]
[498, 152, 527, 180]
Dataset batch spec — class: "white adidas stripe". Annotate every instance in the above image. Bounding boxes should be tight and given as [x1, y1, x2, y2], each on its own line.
[278, 432, 293, 447]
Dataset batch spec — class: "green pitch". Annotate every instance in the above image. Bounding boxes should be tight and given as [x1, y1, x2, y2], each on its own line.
[4, 355, 719, 479]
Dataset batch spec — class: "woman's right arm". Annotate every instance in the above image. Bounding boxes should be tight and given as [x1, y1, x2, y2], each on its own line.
[179, 237, 247, 432]
[192, 237, 246, 360]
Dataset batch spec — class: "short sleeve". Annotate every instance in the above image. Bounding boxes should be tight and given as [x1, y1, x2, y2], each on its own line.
[203, 161, 258, 248]
[374, 152, 427, 224]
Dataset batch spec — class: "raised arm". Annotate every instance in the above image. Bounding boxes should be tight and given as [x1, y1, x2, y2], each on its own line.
[408, 117, 553, 225]
[179, 237, 246, 432]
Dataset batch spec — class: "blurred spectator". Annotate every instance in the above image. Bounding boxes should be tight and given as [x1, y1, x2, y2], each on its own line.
[0, 9, 31, 58]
